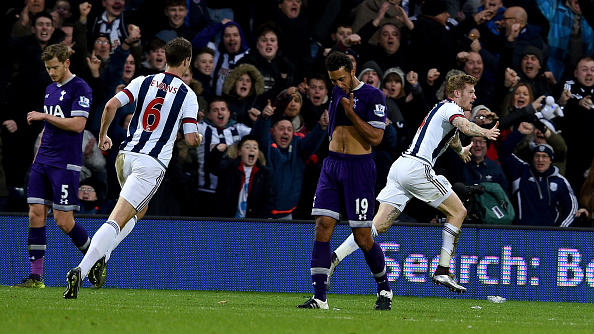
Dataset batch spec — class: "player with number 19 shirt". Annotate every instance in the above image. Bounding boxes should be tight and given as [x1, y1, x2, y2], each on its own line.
[311, 77, 387, 223]
[299, 52, 391, 311]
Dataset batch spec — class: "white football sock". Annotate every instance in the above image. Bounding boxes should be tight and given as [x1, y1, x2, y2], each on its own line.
[334, 225, 379, 262]
[105, 215, 137, 262]
[334, 234, 359, 262]
[439, 223, 460, 267]
[79, 221, 120, 279]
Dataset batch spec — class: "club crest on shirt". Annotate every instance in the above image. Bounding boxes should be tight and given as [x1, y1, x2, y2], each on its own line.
[374, 104, 386, 117]
[79, 96, 90, 108]
[550, 182, 558, 191]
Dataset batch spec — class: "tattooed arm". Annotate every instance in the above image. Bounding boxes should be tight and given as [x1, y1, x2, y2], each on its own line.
[449, 131, 472, 163]
[452, 116, 500, 140]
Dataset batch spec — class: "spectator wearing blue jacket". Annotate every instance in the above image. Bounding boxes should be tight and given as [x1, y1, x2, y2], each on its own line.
[463, 136, 508, 193]
[499, 122, 578, 227]
[536, 0, 594, 82]
[251, 110, 328, 219]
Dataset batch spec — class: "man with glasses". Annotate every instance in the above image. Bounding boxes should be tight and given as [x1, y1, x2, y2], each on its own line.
[496, 6, 548, 74]
[76, 178, 107, 215]
[471, 104, 498, 126]
[461, 136, 508, 193]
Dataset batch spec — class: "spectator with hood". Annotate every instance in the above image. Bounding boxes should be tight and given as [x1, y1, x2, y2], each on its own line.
[192, 18, 249, 96]
[222, 63, 266, 128]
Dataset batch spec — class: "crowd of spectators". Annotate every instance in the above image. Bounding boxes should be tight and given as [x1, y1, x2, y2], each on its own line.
[2, 0, 594, 227]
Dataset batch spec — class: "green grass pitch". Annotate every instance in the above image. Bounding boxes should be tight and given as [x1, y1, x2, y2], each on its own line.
[2, 286, 593, 333]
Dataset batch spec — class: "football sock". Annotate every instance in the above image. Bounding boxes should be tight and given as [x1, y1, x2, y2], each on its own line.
[363, 241, 391, 293]
[28, 226, 46, 278]
[311, 241, 331, 301]
[106, 215, 137, 262]
[67, 222, 90, 254]
[334, 233, 359, 262]
[439, 223, 460, 268]
[435, 265, 450, 276]
[79, 220, 120, 279]
[31, 259, 44, 281]
[334, 226, 378, 263]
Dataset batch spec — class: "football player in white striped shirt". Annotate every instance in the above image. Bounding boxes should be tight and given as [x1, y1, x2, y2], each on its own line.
[328, 74, 500, 294]
[64, 38, 202, 299]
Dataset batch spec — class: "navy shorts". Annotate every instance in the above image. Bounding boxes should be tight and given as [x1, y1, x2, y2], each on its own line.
[311, 152, 375, 227]
[27, 162, 80, 211]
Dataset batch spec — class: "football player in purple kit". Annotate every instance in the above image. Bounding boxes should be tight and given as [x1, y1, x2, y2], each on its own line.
[13, 43, 93, 288]
[297, 52, 392, 310]
[328, 74, 501, 294]
[63, 37, 202, 299]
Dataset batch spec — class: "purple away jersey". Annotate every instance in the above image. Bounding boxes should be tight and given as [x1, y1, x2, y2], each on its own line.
[35, 75, 92, 170]
[327, 82, 386, 139]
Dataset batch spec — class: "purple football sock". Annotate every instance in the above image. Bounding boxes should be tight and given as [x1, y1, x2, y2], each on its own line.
[311, 241, 331, 301]
[363, 241, 391, 293]
[28, 226, 46, 278]
[67, 222, 90, 254]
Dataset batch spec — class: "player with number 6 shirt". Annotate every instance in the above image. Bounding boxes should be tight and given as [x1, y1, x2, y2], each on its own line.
[63, 37, 202, 299]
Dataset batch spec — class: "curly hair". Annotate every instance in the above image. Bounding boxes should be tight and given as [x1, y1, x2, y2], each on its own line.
[325, 51, 353, 72]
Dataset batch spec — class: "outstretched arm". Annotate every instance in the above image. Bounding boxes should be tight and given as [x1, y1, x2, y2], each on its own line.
[452, 116, 500, 140]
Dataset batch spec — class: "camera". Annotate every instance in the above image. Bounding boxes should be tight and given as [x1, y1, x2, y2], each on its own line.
[452, 183, 485, 223]
[452, 183, 485, 196]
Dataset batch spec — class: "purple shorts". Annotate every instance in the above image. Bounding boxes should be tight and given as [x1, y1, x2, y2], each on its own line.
[27, 162, 80, 211]
[311, 152, 375, 227]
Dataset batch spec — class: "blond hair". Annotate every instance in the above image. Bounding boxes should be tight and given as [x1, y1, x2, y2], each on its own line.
[446, 74, 476, 98]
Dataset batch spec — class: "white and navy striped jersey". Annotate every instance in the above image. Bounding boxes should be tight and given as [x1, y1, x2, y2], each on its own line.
[403, 99, 465, 167]
[196, 120, 252, 193]
[116, 72, 198, 167]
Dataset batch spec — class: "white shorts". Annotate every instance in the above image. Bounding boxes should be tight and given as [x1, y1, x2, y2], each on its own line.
[116, 152, 166, 212]
[376, 156, 453, 212]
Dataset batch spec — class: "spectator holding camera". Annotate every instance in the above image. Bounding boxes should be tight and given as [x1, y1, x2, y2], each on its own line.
[499, 121, 578, 227]
[513, 116, 567, 175]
